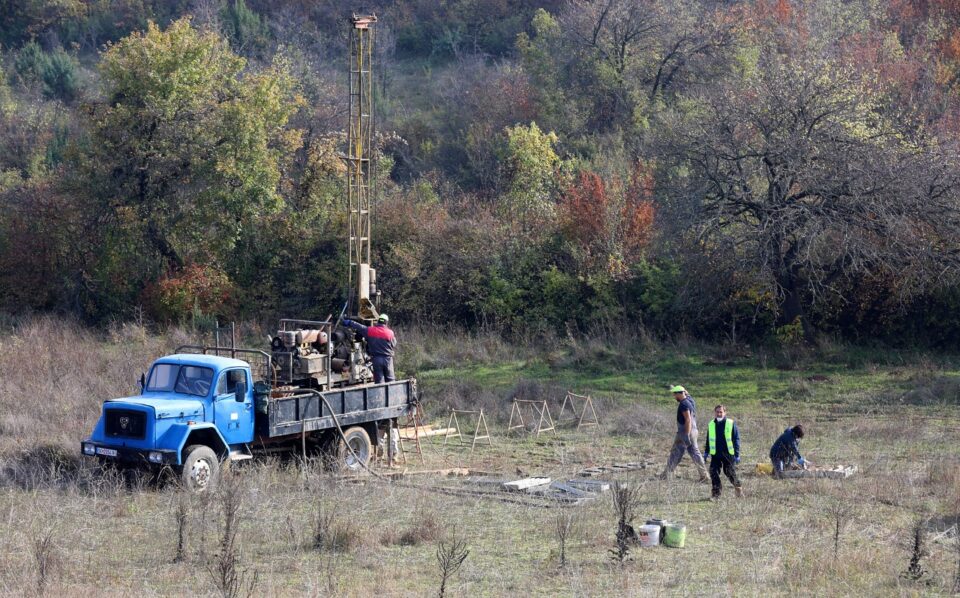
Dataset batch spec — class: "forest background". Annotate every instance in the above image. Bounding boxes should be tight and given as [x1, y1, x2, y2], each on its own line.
[3, 0, 960, 347]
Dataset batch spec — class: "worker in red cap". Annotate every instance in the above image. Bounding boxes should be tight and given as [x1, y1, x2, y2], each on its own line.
[343, 313, 396, 383]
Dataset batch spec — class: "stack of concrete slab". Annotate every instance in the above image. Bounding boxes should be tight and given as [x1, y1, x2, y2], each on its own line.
[502, 477, 552, 492]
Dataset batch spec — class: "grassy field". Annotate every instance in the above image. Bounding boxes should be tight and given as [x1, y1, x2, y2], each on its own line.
[0, 317, 958, 596]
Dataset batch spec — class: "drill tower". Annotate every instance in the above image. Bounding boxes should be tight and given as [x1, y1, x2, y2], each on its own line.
[347, 14, 378, 320]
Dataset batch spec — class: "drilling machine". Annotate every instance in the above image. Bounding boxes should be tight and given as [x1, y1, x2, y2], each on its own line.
[268, 14, 381, 391]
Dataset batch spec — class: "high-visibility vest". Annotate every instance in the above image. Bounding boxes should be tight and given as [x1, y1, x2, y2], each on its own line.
[708, 418, 735, 455]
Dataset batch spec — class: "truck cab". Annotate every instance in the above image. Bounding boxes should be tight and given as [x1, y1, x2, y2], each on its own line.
[81, 354, 254, 491]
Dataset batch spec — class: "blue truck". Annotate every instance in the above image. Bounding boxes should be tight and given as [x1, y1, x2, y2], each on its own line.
[81, 319, 418, 491]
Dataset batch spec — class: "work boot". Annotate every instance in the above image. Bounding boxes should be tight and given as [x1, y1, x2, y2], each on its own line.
[735, 486, 744, 498]
[657, 471, 670, 481]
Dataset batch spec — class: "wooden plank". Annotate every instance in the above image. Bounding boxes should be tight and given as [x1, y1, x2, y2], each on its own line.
[397, 424, 432, 438]
[397, 426, 456, 439]
[375, 467, 470, 479]
[502, 477, 551, 491]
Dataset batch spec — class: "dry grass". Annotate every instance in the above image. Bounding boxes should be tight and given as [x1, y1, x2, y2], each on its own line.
[0, 316, 958, 595]
[0, 316, 174, 454]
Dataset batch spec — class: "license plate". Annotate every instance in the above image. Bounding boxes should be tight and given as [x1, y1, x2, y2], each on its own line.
[96, 447, 118, 457]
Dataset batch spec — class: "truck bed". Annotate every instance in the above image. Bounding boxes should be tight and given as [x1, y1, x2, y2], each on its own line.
[263, 379, 416, 437]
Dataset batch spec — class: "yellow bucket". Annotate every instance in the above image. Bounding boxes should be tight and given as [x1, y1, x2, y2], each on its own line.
[755, 462, 773, 475]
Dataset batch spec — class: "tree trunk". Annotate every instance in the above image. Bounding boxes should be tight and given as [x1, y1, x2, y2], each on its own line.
[778, 270, 814, 343]
[146, 220, 184, 271]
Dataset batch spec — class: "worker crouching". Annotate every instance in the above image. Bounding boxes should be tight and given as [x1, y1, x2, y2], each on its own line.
[769, 424, 806, 478]
[704, 404, 743, 499]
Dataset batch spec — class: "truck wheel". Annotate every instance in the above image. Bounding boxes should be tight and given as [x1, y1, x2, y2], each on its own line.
[337, 426, 372, 472]
[180, 445, 219, 492]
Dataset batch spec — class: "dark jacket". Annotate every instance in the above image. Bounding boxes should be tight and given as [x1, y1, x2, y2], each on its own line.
[704, 418, 740, 459]
[676, 396, 696, 427]
[345, 321, 396, 358]
[770, 427, 802, 460]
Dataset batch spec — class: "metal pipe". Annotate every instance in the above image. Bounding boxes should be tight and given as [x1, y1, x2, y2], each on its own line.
[279, 318, 331, 329]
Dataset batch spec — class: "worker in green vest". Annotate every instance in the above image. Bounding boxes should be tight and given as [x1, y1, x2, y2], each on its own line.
[703, 404, 743, 499]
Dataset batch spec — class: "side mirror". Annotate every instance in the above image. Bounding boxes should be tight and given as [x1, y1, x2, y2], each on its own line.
[138, 373, 146, 393]
[235, 380, 247, 402]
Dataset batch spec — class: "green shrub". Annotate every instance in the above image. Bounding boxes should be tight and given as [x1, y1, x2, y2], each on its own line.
[14, 42, 80, 101]
[14, 42, 47, 81]
[40, 50, 80, 101]
[221, 0, 270, 56]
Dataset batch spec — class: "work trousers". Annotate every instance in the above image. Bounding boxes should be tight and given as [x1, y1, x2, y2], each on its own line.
[372, 356, 395, 383]
[665, 427, 708, 479]
[770, 451, 795, 479]
[709, 453, 741, 497]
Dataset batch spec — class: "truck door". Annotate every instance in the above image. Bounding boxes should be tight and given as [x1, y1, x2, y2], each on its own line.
[214, 368, 254, 445]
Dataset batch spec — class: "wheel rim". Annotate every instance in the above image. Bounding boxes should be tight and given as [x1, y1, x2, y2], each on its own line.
[190, 458, 212, 490]
[344, 436, 369, 470]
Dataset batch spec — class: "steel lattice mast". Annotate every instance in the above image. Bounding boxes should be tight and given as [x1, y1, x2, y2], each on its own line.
[347, 14, 377, 319]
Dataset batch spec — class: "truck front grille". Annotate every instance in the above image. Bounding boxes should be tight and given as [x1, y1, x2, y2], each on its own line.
[105, 409, 146, 440]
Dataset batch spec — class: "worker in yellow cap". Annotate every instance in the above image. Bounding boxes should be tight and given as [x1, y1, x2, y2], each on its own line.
[659, 385, 708, 482]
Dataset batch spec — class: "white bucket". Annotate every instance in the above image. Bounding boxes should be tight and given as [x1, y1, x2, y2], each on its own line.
[638, 524, 661, 547]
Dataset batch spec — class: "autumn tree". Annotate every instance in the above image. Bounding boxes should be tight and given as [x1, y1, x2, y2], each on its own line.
[559, 164, 655, 280]
[70, 17, 301, 319]
[657, 44, 960, 339]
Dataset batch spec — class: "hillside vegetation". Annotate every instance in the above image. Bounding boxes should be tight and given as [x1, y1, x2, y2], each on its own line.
[2, 1, 960, 347]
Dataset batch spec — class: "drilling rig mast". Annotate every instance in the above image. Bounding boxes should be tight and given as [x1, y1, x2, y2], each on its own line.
[347, 14, 379, 321]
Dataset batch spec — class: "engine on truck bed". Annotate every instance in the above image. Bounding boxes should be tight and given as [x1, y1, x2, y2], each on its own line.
[269, 320, 373, 389]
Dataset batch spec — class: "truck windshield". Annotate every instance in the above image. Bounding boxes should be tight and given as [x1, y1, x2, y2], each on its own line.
[146, 364, 215, 397]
